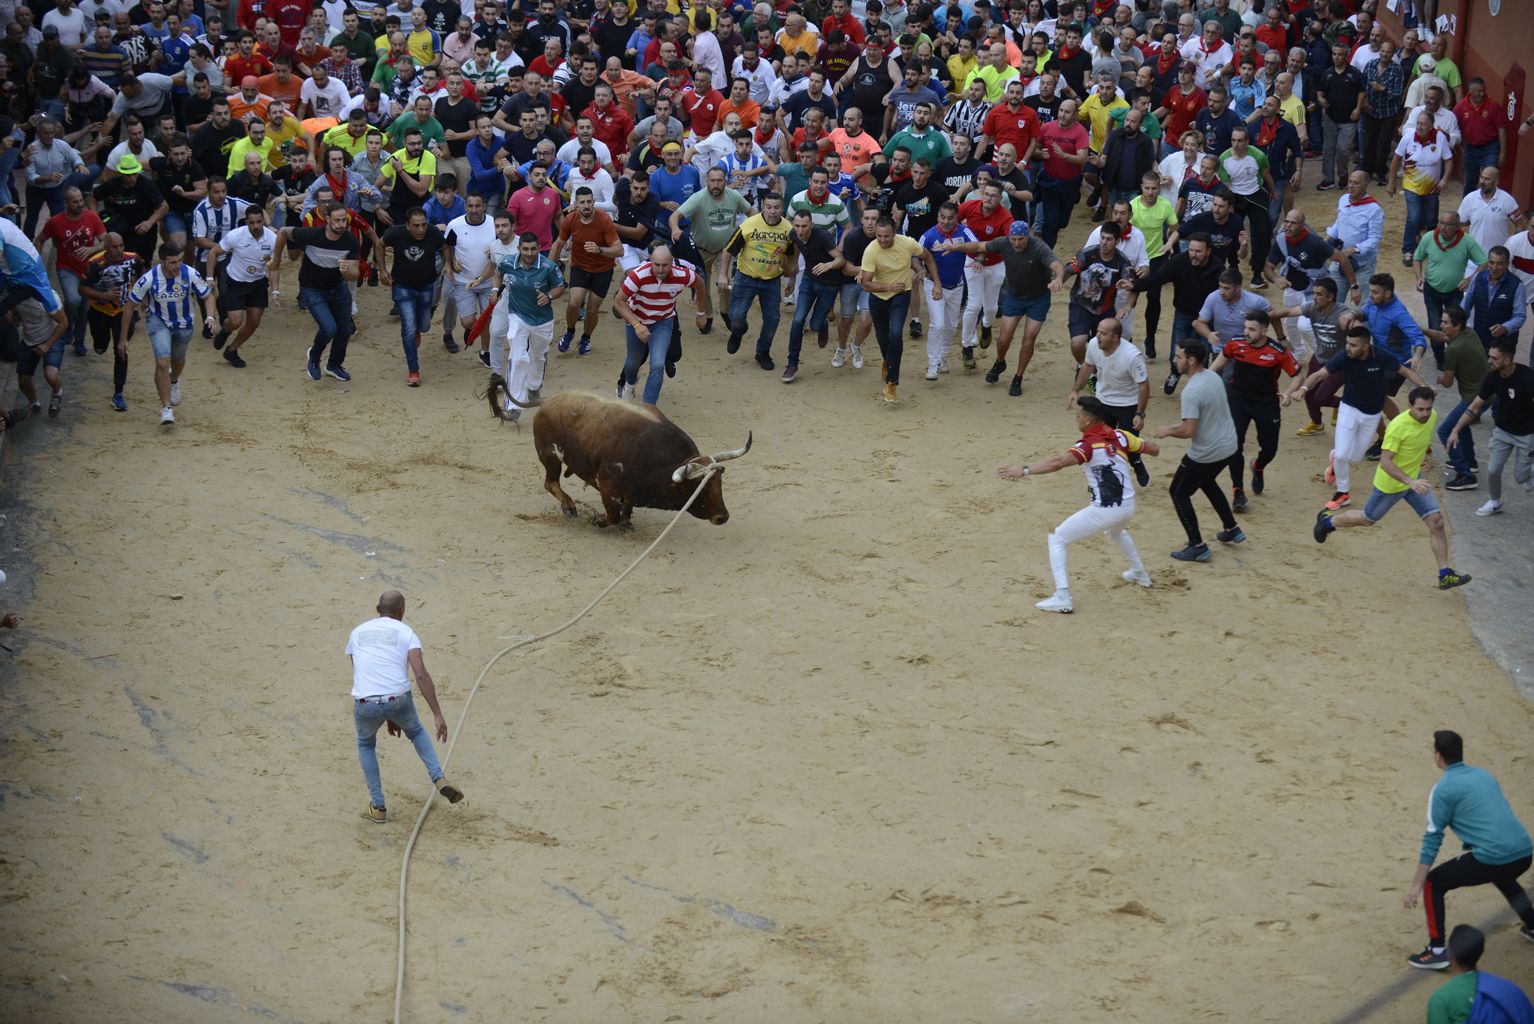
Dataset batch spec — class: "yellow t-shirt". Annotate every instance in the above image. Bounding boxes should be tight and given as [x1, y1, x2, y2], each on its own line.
[860, 234, 924, 291]
[964, 63, 1019, 104]
[1278, 93, 1306, 130]
[777, 28, 819, 59]
[322, 124, 371, 159]
[947, 53, 977, 88]
[379, 147, 438, 186]
[406, 28, 437, 68]
[264, 116, 305, 169]
[1374, 409, 1437, 494]
[227, 136, 275, 177]
[728, 213, 794, 280]
[1079, 93, 1129, 152]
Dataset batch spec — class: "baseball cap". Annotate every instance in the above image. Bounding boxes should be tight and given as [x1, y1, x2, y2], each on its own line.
[116, 153, 143, 174]
[1008, 221, 1031, 237]
[1418, 53, 1436, 70]
[42, 24, 59, 36]
[1179, 59, 1197, 73]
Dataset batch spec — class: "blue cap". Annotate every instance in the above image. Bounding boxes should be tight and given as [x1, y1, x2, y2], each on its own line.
[1008, 221, 1031, 237]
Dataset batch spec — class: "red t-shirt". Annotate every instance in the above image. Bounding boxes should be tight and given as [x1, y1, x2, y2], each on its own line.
[681, 88, 723, 136]
[1454, 96, 1511, 147]
[582, 101, 635, 160]
[225, 54, 273, 83]
[42, 211, 106, 276]
[507, 184, 562, 251]
[820, 12, 864, 44]
[1160, 84, 1207, 139]
[1255, 24, 1287, 53]
[981, 102, 1040, 160]
[1037, 119, 1090, 181]
[957, 199, 1014, 266]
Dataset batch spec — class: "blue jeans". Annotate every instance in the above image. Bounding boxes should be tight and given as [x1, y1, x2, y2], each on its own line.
[1403, 190, 1438, 255]
[1463, 141, 1499, 190]
[354, 692, 443, 810]
[787, 277, 838, 366]
[624, 317, 675, 404]
[1421, 284, 1462, 366]
[869, 289, 911, 384]
[728, 271, 781, 358]
[1438, 400, 1481, 474]
[57, 268, 87, 350]
[300, 283, 355, 368]
[1167, 310, 1198, 365]
[393, 284, 434, 372]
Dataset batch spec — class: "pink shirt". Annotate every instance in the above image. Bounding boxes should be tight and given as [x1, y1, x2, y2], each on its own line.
[507, 185, 561, 251]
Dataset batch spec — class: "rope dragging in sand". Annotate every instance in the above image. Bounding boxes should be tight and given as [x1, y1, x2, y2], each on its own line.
[390, 466, 723, 1024]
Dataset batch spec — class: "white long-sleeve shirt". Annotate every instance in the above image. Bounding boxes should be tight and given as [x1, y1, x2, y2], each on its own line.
[692, 31, 726, 87]
[565, 166, 616, 213]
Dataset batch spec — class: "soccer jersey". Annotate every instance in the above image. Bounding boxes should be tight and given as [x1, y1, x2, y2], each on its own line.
[618, 260, 698, 324]
[129, 263, 212, 328]
[726, 213, 794, 281]
[1067, 425, 1144, 508]
[1395, 130, 1451, 196]
[219, 225, 278, 283]
[1220, 337, 1301, 401]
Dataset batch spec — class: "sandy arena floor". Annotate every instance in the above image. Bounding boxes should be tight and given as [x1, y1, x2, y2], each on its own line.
[1, 180, 1532, 1024]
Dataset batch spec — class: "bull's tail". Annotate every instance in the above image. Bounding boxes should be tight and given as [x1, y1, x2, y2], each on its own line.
[483, 373, 540, 424]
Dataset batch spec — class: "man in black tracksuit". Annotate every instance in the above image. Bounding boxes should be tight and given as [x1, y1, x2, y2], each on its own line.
[1122, 231, 1223, 382]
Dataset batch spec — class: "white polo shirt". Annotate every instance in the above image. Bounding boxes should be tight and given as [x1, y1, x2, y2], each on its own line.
[220, 225, 277, 283]
[346, 616, 421, 699]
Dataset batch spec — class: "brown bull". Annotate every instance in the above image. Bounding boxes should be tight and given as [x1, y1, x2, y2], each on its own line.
[530, 392, 751, 527]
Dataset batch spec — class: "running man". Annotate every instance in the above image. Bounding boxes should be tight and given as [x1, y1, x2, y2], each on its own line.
[269, 205, 363, 381]
[723, 192, 794, 369]
[615, 242, 705, 405]
[1155, 338, 1245, 562]
[859, 214, 942, 404]
[1063, 222, 1136, 369]
[1068, 317, 1151, 486]
[205, 204, 277, 368]
[78, 234, 144, 412]
[1310, 385, 1470, 587]
[347, 590, 464, 825]
[917, 202, 973, 379]
[1212, 310, 1302, 510]
[1399, 731, 1532, 969]
[123, 242, 218, 425]
[1444, 338, 1534, 519]
[956, 181, 1014, 357]
[442, 192, 497, 366]
[998, 395, 1160, 613]
[10, 294, 69, 419]
[490, 231, 565, 419]
[550, 186, 621, 357]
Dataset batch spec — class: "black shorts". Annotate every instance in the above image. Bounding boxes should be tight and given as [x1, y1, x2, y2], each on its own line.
[569, 266, 614, 297]
[1068, 303, 1104, 338]
[222, 274, 270, 311]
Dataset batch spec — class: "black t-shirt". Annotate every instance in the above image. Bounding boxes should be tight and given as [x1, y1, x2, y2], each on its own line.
[934, 155, 975, 198]
[1267, 231, 1334, 292]
[421, 0, 460, 36]
[839, 226, 873, 277]
[183, 93, 217, 129]
[993, 164, 1030, 201]
[561, 78, 599, 124]
[191, 122, 246, 179]
[291, 225, 360, 289]
[1480, 363, 1534, 435]
[151, 156, 208, 214]
[796, 226, 842, 286]
[1025, 93, 1064, 125]
[626, 141, 665, 178]
[615, 189, 662, 248]
[503, 130, 543, 165]
[229, 171, 280, 206]
[781, 89, 838, 131]
[1183, 210, 1246, 268]
[1318, 65, 1365, 123]
[868, 163, 911, 215]
[893, 178, 949, 238]
[1324, 346, 1400, 416]
[92, 177, 165, 240]
[382, 223, 446, 288]
[591, 16, 632, 69]
[1045, 49, 1091, 97]
[434, 95, 478, 157]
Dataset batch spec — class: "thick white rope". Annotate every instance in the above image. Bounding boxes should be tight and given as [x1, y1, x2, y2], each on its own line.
[391, 467, 721, 1024]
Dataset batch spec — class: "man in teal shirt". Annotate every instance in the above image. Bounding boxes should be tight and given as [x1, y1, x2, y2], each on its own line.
[1426, 925, 1534, 1024]
[1403, 730, 1534, 970]
[492, 231, 565, 418]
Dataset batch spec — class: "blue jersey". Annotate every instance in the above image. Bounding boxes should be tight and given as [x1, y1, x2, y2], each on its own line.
[129, 263, 212, 330]
[648, 164, 702, 228]
[0, 219, 62, 313]
[920, 224, 975, 290]
[423, 194, 465, 228]
[827, 172, 862, 208]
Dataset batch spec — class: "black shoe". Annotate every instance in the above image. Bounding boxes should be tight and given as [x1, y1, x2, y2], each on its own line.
[368, 267, 379, 287]
[1232, 488, 1248, 512]
[223, 348, 246, 368]
[477, 350, 491, 368]
[1133, 460, 1150, 487]
[1091, 205, 1106, 222]
[755, 353, 775, 371]
[1313, 509, 1332, 544]
[984, 359, 1006, 384]
[202, 322, 213, 340]
[47, 393, 61, 417]
[1162, 369, 1181, 395]
[1250, 460, 1264, 495]
[726, 330, 742, 354]
[1216, 526, 1245, 544]
[817, 325, 828, 348]
[909, 318, 922, 339]
[212, 328, 229, 350]
[1007, 377, 1022, 397]
[1365, 439, 1382, 460]
[443, 334, 459, 354]
[1438, 569, 1471, 590]
[665, 361, 677, 378]
[961, 345, 976, 369]
[699, 316, 713, 335]
[1406, 947, 1450, 970]
[979, 323, 992, 349]
[1144, 339, 1157, 360]
[1445, 473, 1478, 490]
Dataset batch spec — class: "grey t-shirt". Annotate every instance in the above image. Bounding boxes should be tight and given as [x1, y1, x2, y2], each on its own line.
[1181, 367, 1239, 462]
[984, 235, 1059, 298]
[15, 297, 59, 349]
[1300, 300, 1354, 361]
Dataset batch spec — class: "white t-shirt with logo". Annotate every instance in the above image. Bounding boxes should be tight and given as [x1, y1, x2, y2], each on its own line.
[444, 213, 497, 285]
[301, 76, 351, 118]
[1084, 336, 1149, 408]
[220, 225, 277, 283]
[346, 616, 422, 698]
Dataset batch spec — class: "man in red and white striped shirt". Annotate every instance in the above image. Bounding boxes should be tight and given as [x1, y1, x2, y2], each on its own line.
[616, 243, 706, 405]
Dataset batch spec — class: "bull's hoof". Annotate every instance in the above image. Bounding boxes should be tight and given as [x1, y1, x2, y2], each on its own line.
[560, 505, 578, 518]
[617, 520, 635, 532]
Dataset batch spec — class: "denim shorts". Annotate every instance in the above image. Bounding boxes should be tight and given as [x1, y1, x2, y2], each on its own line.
[17, 337, 64, 376]
[839, 279, 869, 316]
[163, 211, 193, 238]
[1000, 290, 1050, 321]
[1362, 483, 1439, 523]
[147, 317, 194, 361]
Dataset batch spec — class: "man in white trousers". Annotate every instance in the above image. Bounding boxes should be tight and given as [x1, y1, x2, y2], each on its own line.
[957, 182, 1012, 360]
[998, 395, 1161, 614]
[489, 231, 566, 421]
[476, 212, 518, 393]
[917, 202, 973, 378]
[444, 193, 498, 367]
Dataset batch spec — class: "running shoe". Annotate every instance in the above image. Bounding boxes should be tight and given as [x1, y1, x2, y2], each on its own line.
[961, 345, 976, 369]
[160, 407, 175, 425]
[1295, 421, 1324, 437]
[1438, 569, 1472, 590]
[111, 393, 127, 412]
[1232, 488, 1248, 511]
[73, 342, 87, 357]
[407, 370, 421, 387]
[1250, 275, 1267, 289]
[925, 365, 939, 381]
[306, 348, 321, 380]
[699, 316, 714, 335]
[1406, 947, 1449, 970]
[202, 322, 214, 340]
[1216, 526, 1246, 544]
[1122, 569, 1152, 588]
[883, 381, 897, 403]
[782, 364, 797, 383]
[477, 350, 490, 368]
[436, 778, 465, 803]
[1144, 339, 1157, 360]
[1315, 180, 1334, 191]
[851, 346, 864, 369]
[1325, 452, 1336, 485]
[1403, 253, 1414, 268]
[223, 348, 246, 368]
[48, 393, 61, 418]
[979, 323, 992, 349]
[831, 347, 846, 368]
[325, 365, 351, 382]
[1475, 499, 1503, 517]
[1008, 377, 1022, 397]
[443, 334, 460, 354]
[1313, 510, 1332, 544]
[1325, 490, 1351, 510]
[938, 358, 950, 373]
[1133, 460, 1150, 487]
[1162, 369, 1181, 395]
[1090, 204, 1106, 221]
[621, 382, 635, 400]
[984, 359, 1006, 384]
[726, 330, 743, 354]
[169, 381, 180, 406]
[1170, 543, 1212, 562]
[1250, 459, 1265, 494]
[1444, 473, 1478, 490]
[558, 328, 574, 352]
[755, 353, 775, 371]
[213, 328, 229, 350]
[362, 803, 388, 824]
[909, 318, 922, 339]
[1035, 592, 1073, 613]
[1365, 439, 1382, 460]
[577, 337, 592, 356]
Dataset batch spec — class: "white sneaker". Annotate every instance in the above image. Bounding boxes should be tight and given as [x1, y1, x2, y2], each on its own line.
[621, 382, 635, 401]
[830, 346, 846, 368]
[160, 407, 175, 425]
[851, 345, 864, 369]
[924, 365, 939, 381]
[1476, 500, 1503, 517]
[1035, 592, 1074, 614]
[938, 358, 950, 373]
[1122, 569, 1153, 588]
[169, 380, 180, 406]
[351, 299, 359, 316]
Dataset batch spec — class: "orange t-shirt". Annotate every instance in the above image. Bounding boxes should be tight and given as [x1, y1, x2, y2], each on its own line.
[256, 73, 303, 107]
[828, 127, 881, 174]
[715, 97, 761, 131]
[227, 93, 272, 125]
[558, 209, 620, 273]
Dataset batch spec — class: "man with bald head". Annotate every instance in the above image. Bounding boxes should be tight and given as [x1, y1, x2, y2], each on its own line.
[347, 591, 465, 824]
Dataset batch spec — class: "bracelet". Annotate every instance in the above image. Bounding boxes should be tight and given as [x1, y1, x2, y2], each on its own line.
[1022, 466, 1030, 477]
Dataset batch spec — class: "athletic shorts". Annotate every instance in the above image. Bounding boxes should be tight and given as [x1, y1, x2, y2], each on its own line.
[1099, 402, 1141, 432]
[147, 316, 194, 362]
[1000, 290, 1051, 322]
[222, 275, 270, 310]
[1068, 303, 1104, 338]
[17, 337, 64, 376]
[1362, 482, 1439, 522]
[447, 279, 493, 319]
[569, 266, 614, 297]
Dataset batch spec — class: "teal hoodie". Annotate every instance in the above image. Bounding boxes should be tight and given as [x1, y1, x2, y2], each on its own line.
[1420, 762, 1533, 866]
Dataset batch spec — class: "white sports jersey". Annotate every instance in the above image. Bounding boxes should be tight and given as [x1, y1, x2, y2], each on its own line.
[1068, 427, 1144, 508]
[220, 225, 277, 283]
[444, 213, 497, 284]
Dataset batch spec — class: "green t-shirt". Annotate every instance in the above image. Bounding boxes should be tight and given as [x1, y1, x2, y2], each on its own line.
[1374, 408, 1438, 494]
[1442, 329, 1489, 402]
[1129, 195, 1178, 260]
[1215, 146, 1269, 197]
[778, 162, 811, 203]
[1425, 970, 1477, 1024]
[1109, 105, 1163, 141]
[677, 186, 753, 253]
[1414, 231, 1487, 293]
[385, 113, 445, 151]
[883, 126, 952, 168]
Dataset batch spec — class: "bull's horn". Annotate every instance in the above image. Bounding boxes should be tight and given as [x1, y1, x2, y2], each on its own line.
[708, 432, 753, 464]
[671, 460, 709, 483]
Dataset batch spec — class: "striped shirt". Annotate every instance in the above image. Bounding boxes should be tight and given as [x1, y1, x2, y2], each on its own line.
[619, 261, 698, 325]
[192, 196, 250, 245]
[129, 264, 212, 329]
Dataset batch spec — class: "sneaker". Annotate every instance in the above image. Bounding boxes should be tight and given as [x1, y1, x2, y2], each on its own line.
[407, 370, 421, 387]
[1403, 253, 1414, 268]
[756, 353, 775, 371]
[909, 318, 922, 339]
[223, 348, 246, 368]
[202, 322, 214, 340]
[621, 382, 635, 401]
[436, 778, 465, 803]
[1519, 925, 1534, 945]
[160, 407, 175, 425]
[1008, 377, 1022, 397]
[851, 346, 864, 369]
[1365, 439, 1382, 460]
[979, 323, 992, 349]
[577, 337, 592, 356]
[1122, 569, 1152, 588]
[1084, 373, 1097, 395]
[699, 316, 714, 335]
[615, 380, 625, 398]
[1438, 569, 1472, 590]
[1295, 421, 1324, 437]
[1035, 592, 1074, 613]
[1325, 490, 1351, 511]
[325, 365, 351, 382]
[961, 345, 976, 369]
[938, 358, 950, 374]
[665, 360, 676, 378]
[1232, 488, 1248, 511]
[477, 350, 491, 368]
[368, 267, 379, 287]
[1325, 452, 1336, 485]
[1090, 204, 1107, 222]
[169, 381, 180, 407]
[47, 393, 61, 418]
[1250, 460, 1265, 495]
[817, 325, 828, 348]
[726, 330, 743, 354]
[1445, 473, 1478, 491]
[558, 328, 574, 352]
[1170, 543, 1212, 562]
[212, 328, 229, 350]
[1406, 947, 1449, 970]
[111, 393, 127, 412]
[1162, 369, 1181, 395]
[924, 365, 938, 381]
[984, 359, 1006, 384]
[1313, 509, 1332, 543]
[883, 381, 897, 403]
[831, 346, 846, 368]
[443, 333, 459, 354]
[781, 364, 797, 383]
[1315, 180, 1334, 191]
[1216, 526, 1246, 544]
[1250, 275, 1267, 289]
[1144, 339, 1157, 360]
[1133, 460, 1150, 487]
[73, 342, 87, 357]
[362, 803, 388, 824]
[506, 407, 520, 423]
[306, 348, 321, 380]
[1475, 499, 1503, 517]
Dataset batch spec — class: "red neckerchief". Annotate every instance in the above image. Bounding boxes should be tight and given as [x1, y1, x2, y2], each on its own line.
[1091, 0, 1115, 16]
[1347, 194, 1378, 207]
[1079, 423, 1126, 460]
[1285, 227, 1309, 245]
[1255, 115, 1280, 147]
[1056, 43, 1078, 59]
[1198, 36, 1223, 57]
[755, 124, 775, 146]
[1414, 129, 1437, 146]
[1196, 171, 1217, 188]
[326, 171, 347, 197]
[1157, 48, 1179, 73]
[1433, 228, 1465, 251]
